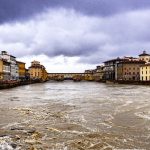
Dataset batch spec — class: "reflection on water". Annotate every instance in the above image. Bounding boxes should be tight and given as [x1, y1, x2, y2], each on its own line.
[0, 81, 150, 149]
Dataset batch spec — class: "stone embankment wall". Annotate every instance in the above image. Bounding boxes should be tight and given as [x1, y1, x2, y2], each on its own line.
[0, 79, 42, 90]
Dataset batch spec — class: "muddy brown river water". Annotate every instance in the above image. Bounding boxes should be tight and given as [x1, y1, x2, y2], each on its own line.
[0, 81, 150, 150]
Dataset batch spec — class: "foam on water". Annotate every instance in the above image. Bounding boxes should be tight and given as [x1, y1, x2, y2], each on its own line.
[135, 112, 150, 120]
[98, 122, 112, 128]
[0, 136, 20, 150]
[135, 104, 149, 109]
[2, 122, 22, 129]
[121, 100, 133, 107]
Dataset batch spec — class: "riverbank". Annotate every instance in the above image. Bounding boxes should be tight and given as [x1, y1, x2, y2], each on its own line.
[0, 79, 45, 90]
[105, 80, 150, 85]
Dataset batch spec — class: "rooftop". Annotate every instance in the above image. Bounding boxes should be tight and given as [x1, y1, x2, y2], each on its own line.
[17, 61, 26, 64]
[139, 50, 150, 56]
[140, 63, 150, 67]
[103, 57, 124, 63]
[120, 60, 145, 64]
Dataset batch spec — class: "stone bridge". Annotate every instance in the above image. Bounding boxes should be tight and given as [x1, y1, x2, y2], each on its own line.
[48, 73, 93, 80]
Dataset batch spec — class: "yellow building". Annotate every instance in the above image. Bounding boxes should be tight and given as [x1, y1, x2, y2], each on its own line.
[0, 59, 11, 80]
[84, 73, 94, 81]
[117, 60, 145, 81]
[140, 64, 150, 81]
[0, 59, 3, 80]
[28, 61, 48, 81]
[17, 61, 26, 80]
[93, 66, 105, 81]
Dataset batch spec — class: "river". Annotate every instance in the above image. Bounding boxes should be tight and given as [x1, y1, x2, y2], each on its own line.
[0, 81, 149, 150]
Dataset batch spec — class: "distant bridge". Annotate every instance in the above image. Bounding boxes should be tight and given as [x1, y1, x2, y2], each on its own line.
[48, 73, 93, 80]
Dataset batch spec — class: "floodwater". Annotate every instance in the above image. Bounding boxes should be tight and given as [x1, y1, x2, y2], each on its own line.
[0, 81, 150, 150]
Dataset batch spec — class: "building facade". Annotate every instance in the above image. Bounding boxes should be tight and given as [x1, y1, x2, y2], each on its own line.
[0, 60, 2, 80]
[17, 61, 26, 80]
[117, 60, 145, 81]
[10, 55, 18, 80]
[139, 51, 150, 63]
[0, 59, 11, 80]
[28, 61, 48, 81]
[140, 64, 150, 81]
[0, 51, 18, 80]
[93, 66, 105, 81]
[103, 58, 124, 80]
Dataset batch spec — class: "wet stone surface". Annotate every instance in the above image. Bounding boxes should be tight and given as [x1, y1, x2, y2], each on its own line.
[0, 81, 150, 149]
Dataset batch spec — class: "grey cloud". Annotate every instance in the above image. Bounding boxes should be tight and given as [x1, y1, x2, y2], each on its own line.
[1, 0, 150, 24]
[0, 8, 150, 66]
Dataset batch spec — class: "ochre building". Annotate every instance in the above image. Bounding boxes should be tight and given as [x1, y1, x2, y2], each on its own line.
[117, 58, 145, 81]
[28, 61, 48, 81]
[93, 66, 105, 81]
[17, 61, 26, 80]
[0, 59, 11, 81]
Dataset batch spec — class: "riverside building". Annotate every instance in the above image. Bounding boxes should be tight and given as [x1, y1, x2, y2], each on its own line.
[139, 51, 150, 63]
[17, 61, 26, 80]
[140, 63, 150, 81]
[28, 60, 48, 81]
[93, 66, 105, 81]
[117, 58, 145, 81]
[139, 51, 150, 81]
[0, 59, 11, 80]
[0, 51, 18, 80]
[103, 58, 124, 80]
[84, 69, 95, 81]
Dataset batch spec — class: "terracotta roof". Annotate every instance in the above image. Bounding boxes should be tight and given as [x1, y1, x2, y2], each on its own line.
[120, 60, 145, 64]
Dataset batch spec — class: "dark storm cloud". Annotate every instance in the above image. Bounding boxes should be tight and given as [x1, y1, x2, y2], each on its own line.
[1, 0, 150, 23]
[0, 0, 50, 23]
[1, 7, 150, 65]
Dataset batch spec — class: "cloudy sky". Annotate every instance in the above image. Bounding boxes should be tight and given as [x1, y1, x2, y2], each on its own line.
[0, 0, 150, 72]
